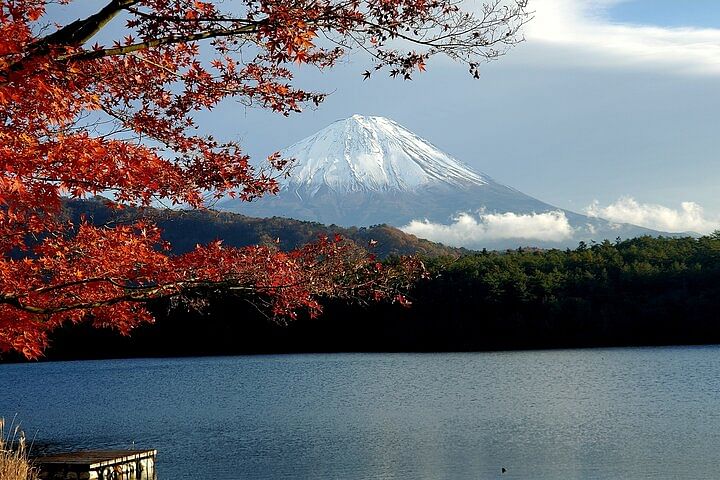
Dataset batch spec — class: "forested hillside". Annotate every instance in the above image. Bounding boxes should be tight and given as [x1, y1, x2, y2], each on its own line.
[63, 198, 465, 258]
[26, 233, 720, 361]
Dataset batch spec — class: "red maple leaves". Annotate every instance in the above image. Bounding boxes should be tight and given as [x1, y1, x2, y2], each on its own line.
[0, 0, 526, 358]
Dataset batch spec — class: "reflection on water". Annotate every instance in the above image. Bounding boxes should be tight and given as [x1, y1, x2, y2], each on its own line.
[2, 347, 720, 479]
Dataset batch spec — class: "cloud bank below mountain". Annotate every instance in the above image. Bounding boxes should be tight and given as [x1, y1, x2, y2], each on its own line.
[401, 211, 574, 248]
[585, 197, 720, 234]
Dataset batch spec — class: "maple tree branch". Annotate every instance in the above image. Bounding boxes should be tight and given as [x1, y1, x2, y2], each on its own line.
[1, 257, 400, 316]
[64, 24, 263, 61]
[2, 283, 199, 315]
[2, 1, 262, 85]
[1, 0, 140, 82]
[1, 291, 156, 315]
[359, 15, 526, 52]
[30, 0, 140, 52]
[0, 275, 309, 316]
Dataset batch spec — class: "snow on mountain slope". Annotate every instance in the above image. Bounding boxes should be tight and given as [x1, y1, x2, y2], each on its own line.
[281, 115, 488, 195]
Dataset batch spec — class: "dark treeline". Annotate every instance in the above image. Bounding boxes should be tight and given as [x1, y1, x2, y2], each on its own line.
[28, 233, 720, 361]
[409, 234, 720, 349]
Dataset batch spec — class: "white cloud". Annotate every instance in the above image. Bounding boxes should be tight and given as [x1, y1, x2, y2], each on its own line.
[518, 0, 720, 75]
[585, 197, 720, 233]
[401, 211, 574, 247]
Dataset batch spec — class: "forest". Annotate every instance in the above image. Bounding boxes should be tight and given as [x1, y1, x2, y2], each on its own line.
[27, 232, 720, 361]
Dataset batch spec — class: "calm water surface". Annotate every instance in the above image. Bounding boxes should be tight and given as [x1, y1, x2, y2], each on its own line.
[2, 347, 720, 479]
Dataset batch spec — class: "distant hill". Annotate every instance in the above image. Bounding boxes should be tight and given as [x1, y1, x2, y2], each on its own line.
[63, 198, 466, 258]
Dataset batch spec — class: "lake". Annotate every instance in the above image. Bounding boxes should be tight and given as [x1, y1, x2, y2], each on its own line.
[2, 347, 720, 479]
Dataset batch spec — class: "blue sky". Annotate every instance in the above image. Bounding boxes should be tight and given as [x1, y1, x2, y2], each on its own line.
[609, 0, 720, 29]
[46, 0, 720, 234]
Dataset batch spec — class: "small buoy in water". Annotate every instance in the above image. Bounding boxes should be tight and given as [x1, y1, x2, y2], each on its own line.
[501, 467, 507, 474]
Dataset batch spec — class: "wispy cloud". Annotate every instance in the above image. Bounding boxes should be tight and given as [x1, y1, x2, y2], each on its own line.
[520, 0, 720, 75]
[401, 211, 574, 247]
[585, 197, 720, 233]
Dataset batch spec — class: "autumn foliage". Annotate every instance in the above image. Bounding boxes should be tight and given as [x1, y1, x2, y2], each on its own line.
[0, 0, 527, 358]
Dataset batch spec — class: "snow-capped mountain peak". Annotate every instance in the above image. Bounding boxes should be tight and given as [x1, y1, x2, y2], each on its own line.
[281, 115, 488, 196]
[219, 115, 669, 248]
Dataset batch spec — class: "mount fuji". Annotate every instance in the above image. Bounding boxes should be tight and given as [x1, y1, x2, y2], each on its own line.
[218, 115, 664, 248]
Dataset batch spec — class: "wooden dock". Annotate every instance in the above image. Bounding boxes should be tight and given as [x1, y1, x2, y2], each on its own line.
[35, 449, 156, 480]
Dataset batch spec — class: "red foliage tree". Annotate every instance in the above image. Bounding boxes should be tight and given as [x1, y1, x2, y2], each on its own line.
[0, 0, 528, 358]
